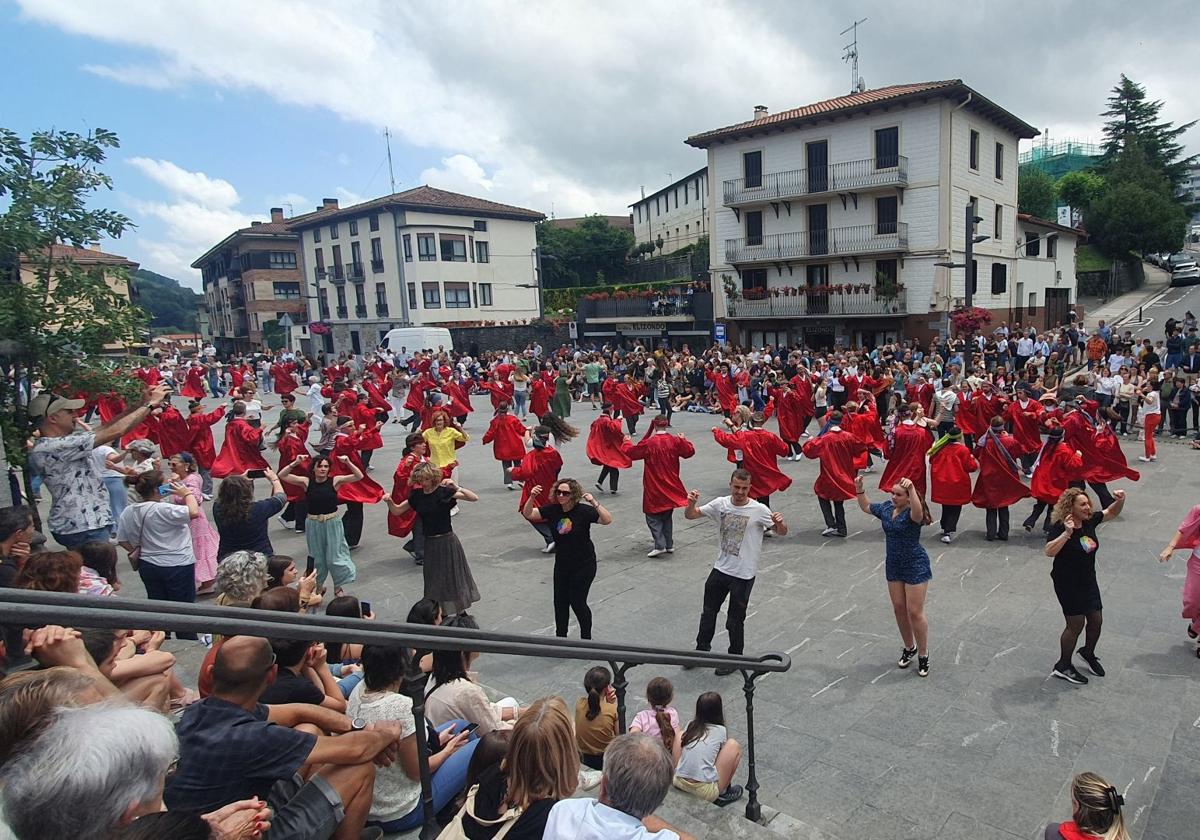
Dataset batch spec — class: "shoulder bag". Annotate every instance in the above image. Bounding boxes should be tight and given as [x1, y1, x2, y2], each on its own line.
[126, 503, 152, 571]
[436, 783, 522, 840]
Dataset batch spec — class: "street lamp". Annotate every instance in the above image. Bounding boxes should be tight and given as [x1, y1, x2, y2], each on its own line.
[934, 203, 991, 365]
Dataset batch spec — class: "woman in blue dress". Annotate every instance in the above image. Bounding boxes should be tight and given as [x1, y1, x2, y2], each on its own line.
[854, 473, 933, 677]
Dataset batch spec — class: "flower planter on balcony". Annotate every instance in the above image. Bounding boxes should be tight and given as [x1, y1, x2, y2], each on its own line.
[724, 287, 906, 319]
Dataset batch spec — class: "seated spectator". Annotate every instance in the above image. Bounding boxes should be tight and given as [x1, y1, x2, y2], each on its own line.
[347, 643, 477, 833]
[14, 549, 82, 593]
[629, 677, 681, 762]
[258, 635, 348, 712]
[453, 729, 511, 811]
[543, 733, 694, 840]
[424, 615, 520, 736]
[213, 471, 287, 560]
[672, 691, 743, 807]
[165, 635, 400, 840]
[325, 594, 370, 665]
[12, 624, 119, 697]
[406, 597, 443, 675]
[0, 505, 34, 668]
[449, 695, 577, 839]
[575, 665, 618, 770]
[77, 539, 120, 595]
[1046, 772, 1129, 839]
[267, 554, 322, 610]
[0, 666, 105, 766]
[80, 627, 192, 712]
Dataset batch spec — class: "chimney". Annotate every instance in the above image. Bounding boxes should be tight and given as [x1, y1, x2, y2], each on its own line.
[322, 198, 340, 210]
[753, 105, 769, 120]
[250, 221, 262, 227]
[270, 207, 284, 223]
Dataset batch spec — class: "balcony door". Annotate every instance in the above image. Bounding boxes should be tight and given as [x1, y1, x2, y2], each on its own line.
[806, 140, 828, 193]
[806, 264, 829, 315]
[807, 204, 828, 256]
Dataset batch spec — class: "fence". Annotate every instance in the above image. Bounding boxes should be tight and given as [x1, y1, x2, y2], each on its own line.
[0, 589, 790, 839]
[623, 251, 709, 285]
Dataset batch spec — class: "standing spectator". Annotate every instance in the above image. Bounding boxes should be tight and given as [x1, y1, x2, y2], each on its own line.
[212, 470, 287, 560]
[165, 452, 220, 595]
[91, 441, 132, 534]
[1044, 772, 1129, 839]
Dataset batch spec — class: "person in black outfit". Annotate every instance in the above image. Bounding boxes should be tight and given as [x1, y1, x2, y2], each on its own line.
[521, 478, 612, 639]
[1044, 486, 1126, 686]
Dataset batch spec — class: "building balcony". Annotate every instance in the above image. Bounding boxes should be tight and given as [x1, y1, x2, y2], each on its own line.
[354, 305, 369, 318]
[336, 306, 348, 319]
[318, 304, 331, 320]
[376, 304, 389, 317]
[725, 223, 907, 265]
[578, 291, 713, 322]
[371, 258, 385, 273]
[228, 293, 245, 309]
[346, 263, 365, 280]
[724, 286, 906, 319]
[723, 156, 908, 207]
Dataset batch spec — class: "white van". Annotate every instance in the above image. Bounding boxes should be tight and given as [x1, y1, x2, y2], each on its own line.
[381, 327, 454, 354]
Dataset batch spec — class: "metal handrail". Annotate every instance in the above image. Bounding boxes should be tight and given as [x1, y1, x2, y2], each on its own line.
[723, 155, 908, 205]
[0, 589, 789, 834]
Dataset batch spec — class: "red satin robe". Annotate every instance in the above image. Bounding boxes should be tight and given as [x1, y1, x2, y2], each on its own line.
[482, 414, 528, 462]
[211, 419, 269, 478]
[510, 446, 563, 511]
[622, 431, 695, 513]
[586, 414, 632, 469]
[880, 421, 930, 494]
[802, 427, 868, 501]
[929, 443, 978, 506]
[712, 427, 791, 497]
[970, 432, 1031, 509]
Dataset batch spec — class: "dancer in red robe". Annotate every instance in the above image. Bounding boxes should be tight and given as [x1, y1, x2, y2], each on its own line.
[1005, 391, 1046, 474]
[970, 417, 1031, 541]
[586, 404, 631, 494]
[444, 375, 475, 423]
[1062, 398, 1139, 508]
[210, 403, 269, 479]
[481, 402, 528, 489]
[622, 415, 695, 557]
[350, 396, 384, 471]
[186, 400, 226, 496]
[610, 375, 646, 434]
[387, 433, 432, 564]
[329, 420, 386, 549]
[880, 405, 931, 495]
[149, 403, 193, 458]
[928, 426, 978, 543]
[276, 418, 311, 533]
[706, 364, 740, 416]
[802, 410, 869, 538]
[529, 376, 551, 420]
[271, 360, 297, 395]
[771, 381, 807, 459]
[510, 424, 564, 552]
[180, 364, 207, 400]
[1023, 426, 1085, 534]
[711, 413, 791, 504]
[482, 371, 515, 411]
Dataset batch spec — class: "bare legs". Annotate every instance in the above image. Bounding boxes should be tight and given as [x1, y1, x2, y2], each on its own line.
[887, 581, 929, 655]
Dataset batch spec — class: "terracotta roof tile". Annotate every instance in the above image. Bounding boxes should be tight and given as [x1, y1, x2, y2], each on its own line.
[35, 244, 138, 267]
[287, 185, 545, 230]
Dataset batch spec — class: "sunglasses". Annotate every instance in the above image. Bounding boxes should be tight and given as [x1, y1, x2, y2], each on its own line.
[554, 489, 572, 496]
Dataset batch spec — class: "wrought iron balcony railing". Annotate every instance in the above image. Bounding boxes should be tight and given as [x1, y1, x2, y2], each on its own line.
[724, 155, 908, 206]
[725, 223, 907, 264]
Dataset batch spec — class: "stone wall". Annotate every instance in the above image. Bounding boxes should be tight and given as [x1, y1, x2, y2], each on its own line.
[448, 323, 572, 354]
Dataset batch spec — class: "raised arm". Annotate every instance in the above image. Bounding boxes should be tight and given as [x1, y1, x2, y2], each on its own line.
[683, 488, 703, 520]
[583, 492, 613, 525]
[901, 477, 924, 522]
[522, 485, 544, 522]
[1101, 489, 1125, 522]
[331, 455, 363, 487]
[93, 383, 171, 447]
[853, 474, 872, 514]
[278, 457, 309, 487]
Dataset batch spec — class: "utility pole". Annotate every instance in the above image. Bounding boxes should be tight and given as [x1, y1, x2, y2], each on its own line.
[533, 247, 545, 320]
[964, 202, 977, 309]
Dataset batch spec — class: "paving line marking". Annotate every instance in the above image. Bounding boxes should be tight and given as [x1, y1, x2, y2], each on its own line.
[811, 676, 846, 698]
[784, 638, 811, 655]
[962, 721, 1005, 747]
[1050, 720, 1060, 757]
[832, 605, 856, 621]
[1143, 765, 1156, 783]
[986, 582, 1003, 597]
[870, 670, 891, 684]
[835, 646, 857, 660]
[993, 644, 1021, 659]
[954, 641, 965, 665]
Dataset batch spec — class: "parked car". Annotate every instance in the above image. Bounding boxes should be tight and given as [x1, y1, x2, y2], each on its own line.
[1168, 252, 1197, 270]
[1170, 262, 1200, 286]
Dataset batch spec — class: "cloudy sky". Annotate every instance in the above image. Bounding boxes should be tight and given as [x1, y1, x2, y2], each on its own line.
[2, 0, 1196, 288]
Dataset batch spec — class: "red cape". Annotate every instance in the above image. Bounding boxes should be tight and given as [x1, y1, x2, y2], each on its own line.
[181, 368, 207, 400]
[1029, 442, 1085, 504]
[771, 389, 806, 443]
[271, 363, 298, 395]
[277, 429, 311, 503]
[970, 432, 1031, 508]
[1004, 399, 1044, 455]
[929, 442, 978, 505]
[152, 405, 193, 458]
[623, 431, 695, 513]
[482, 414, 528, 461]
[186, 407, 226, 470]
[712, 427, 791, 497]
[586, 415, 632, 469]
[880, 422, 930, 495]
[802, 428, 868, 501]
[510, 446, 563, 510]
[330, 435, 386, 503]
[387, 453, 427, 537]
[211, 419, 269, 478]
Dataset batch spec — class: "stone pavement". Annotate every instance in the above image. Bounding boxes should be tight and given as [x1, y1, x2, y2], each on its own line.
[1076, 262, 1171, 330]
[96, 394, 1199, 840]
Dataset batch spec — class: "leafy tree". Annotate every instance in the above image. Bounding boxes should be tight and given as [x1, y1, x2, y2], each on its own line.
[0, 127, 149, 511]
[1018, 168, 1057, 218]
[1086, 140, 1188, 258]
[133, 268, 201, 331]
[261, 319, 286, 350]
[1098, 74, 1197, 191]
[534, 215, 635, 288]
[1055, 171, 1106, 212]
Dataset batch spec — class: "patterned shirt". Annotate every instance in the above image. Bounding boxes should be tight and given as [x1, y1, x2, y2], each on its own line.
[29, 431, 111, 534]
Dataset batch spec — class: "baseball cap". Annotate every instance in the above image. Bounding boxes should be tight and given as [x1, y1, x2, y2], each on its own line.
[28, 393, 85, 419]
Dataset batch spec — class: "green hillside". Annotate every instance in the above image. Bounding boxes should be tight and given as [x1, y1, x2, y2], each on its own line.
[132, 268, 202, 332]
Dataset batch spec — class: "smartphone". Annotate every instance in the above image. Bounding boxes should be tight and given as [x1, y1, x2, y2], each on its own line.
[247, 469, 266, 479]
[360, 600, 371, 617]
[157, 484, 172, 497]
[459, 722, 479, 735]
[305, 555, 316, 576]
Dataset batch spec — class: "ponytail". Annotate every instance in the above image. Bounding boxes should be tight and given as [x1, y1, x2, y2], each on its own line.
[583, 665, 611, 721]
[653, 707, 676, 754]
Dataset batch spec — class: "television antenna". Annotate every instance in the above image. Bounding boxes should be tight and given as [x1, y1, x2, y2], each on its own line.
[841, 17, 868, 93]
[384, 127, 397, 194]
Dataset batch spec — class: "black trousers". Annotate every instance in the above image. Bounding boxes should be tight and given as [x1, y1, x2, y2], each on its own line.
[985, 508, 1010, 540]
[343, 502, 364, 547]
[553, 556, 597, 639]
[818, 498, 847, 535]
[756, 495, 770, 507]
[1169, 408, 1189, 436]
[1024, 501, 1054, 532]
[786, 440, 803, 456]
[360, 449, 374, 469]
[597, 466, 619, 492]
[281, 499, 307, 532]
[1069, 479, 1114, 510]
[501, 459, 519, 485]
[696, 568, 756, 655]
[626, 414, 639, 434]
[940, 504, 962, 534]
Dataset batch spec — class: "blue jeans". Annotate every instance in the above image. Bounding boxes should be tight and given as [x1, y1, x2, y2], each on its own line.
[138, 562, 197, 640]
[53, 525, 115, 550]
[337, 670, 363, 699]
[368, 720, 480, 833]
[103, 476, 128, 535]
[513, 391, 527, 416]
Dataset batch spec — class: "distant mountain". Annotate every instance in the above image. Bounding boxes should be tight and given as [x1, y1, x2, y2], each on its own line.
[132, 269, 202, 332]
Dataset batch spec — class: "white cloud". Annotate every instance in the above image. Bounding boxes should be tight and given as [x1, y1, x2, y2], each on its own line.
[333, 186, 366, 207]
[267, 192, 312, 213]
[419, 155, 495, 193]
[82, 62, 178, 90]
[128, 157, 241, 208]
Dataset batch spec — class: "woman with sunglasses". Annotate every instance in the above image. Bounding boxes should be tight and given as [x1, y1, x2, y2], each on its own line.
[522, 478, 612, 639]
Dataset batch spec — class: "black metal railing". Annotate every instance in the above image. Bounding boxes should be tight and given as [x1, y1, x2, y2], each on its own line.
[336, 306, 348, 318]
[578, 295, 702, 319]
[354, 305, 369, 318]
[376, 304, 389, 317]
[331, 264, 345, 280]
[725, 222, 907, 264]
[723, 155, 908, 205]
[346, 263, 365, 280]
[371, 258, 385, 273]
[0, 589, 789, 838]
[725, 287, 907, 318]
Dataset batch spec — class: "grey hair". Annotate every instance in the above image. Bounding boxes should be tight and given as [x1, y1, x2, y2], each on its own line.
[0, 702, 178, 839]
[601, 733, 674, 819]
[216, 550, 269, 605]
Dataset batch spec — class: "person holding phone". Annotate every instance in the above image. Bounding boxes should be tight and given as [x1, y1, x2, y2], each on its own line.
[279, 454, 363, 597]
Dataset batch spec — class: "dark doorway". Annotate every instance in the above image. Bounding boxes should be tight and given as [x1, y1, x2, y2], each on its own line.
[806, 140, 828, 193]
[807, 204, 828, 256]
[1046, 288, 1070, 329]
[806, 264, 829, 315]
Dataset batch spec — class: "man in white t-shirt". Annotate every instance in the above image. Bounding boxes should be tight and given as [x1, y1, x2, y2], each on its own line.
[684, 469, 787, 673]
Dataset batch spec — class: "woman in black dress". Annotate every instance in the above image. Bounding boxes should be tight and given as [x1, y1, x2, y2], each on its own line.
[521, 478, 613, 639]
[1045, 486, 1126, 685]
[385, 461, 480, 616]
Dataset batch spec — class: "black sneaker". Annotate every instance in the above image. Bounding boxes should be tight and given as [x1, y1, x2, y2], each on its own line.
[917, 656, 929, 677]
[714, 667, 736, 676]
[714, 784, 744, 807]
[1051, 664, 1089, 685]
[1188, 624, 1198, 641]
[1077, 649, 1105, 677]
[897, 646, 917, 668]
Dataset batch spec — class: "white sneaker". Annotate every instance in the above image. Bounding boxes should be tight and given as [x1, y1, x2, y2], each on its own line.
[940, 533, 953, 543]
[821, 527, 838, 537]
[664, 547, 674, 553]
[647, 548, 666, 557]
[202, 493, 213, 501]
[450, 505, 460, 516]
[541, 541, 556, 553]
[506, 483, 515, 490]
[1138, 455, 1155, 462]
[801, 432, 811, 438]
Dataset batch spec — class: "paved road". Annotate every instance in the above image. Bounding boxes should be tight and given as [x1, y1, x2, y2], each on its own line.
[79, 393, 1198, 840]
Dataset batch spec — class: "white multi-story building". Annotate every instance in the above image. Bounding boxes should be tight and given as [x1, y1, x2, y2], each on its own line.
[630, 167, 709, 254]
[687, 80, 1066, 349]
[288, 186, 545, 356]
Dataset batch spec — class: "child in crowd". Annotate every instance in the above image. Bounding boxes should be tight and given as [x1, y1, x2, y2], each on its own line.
[630, 676, 682, 762]
[76, 540, 119, 596]
[574, 665, 617, 770]
[673, 691, 744, 807]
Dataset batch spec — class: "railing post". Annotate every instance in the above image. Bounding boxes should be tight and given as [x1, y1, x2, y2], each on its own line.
[403, 661, 440, 840]
[608, 660, 635, 734]
[742, 670, 763, 823]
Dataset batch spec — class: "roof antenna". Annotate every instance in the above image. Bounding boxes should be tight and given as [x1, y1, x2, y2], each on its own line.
[841, 17, 868, 93]
[384, 127, 397, 194]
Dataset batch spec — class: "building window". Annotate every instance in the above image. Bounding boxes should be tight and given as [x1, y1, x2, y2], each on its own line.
[331, 245, 342, 278]
[268, 251, 297, 269]
[745, 210, 763, 246]
[440, 234, 467, 262]
[473, 220, 487, 232]
[874, 126, 899, 169]
[636, 206, 642, 223]
[655, 197, 660, 216]
[969, 130, 980, 170]
[335, 285, 347, 309]
[314, 248, 325, 274]
[370, 237, 384, 272]
[995, 142, 1004, 179]
[994, 205, 1003, 240]
[1047, 235, 1058, 259]
[349, 219, 358, 236]
[743, 150, 763, 188]
[375, 283, 387, 307]
[741, 268, 767, 291]
[350, 241, 363, 273]
[674, 188, 679, 208]
[875, 196, 898, 235]
[329, 223, 339, 240]
[969, 259, 978, 296]
[475, 241, 490, 263]
[314, 227, 321, 243]
[417, 234, 436, 261]
[478, 283, 493, 306]
[354, 283, 366, 307]
[422, 283, 441, 308]
[1025, 234, 1041, 257]
[684, 184, 689, 205]
[319, 289, 330, 320]
[407, 283, 417, 310]
[874, 259, 898, 296]
[369, 213, 379, 232]
[991, 262, 1007, 294]
[272, 281, 300, 299]
[445, 282, 471, 308]
[403, 234, 413, 262]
